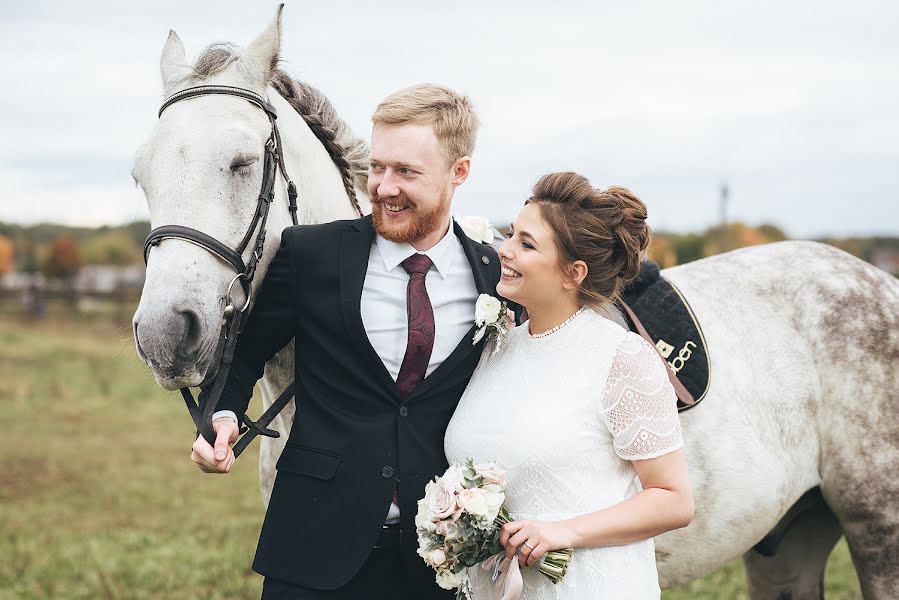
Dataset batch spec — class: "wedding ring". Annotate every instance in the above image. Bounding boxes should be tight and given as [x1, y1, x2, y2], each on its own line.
[524, 541, 534, 550]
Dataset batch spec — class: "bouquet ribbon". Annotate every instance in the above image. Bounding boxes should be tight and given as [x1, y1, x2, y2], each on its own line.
[479, 554, 523, 600]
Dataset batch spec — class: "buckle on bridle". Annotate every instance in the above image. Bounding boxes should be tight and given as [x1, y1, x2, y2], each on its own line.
[223, 273, 251, 318]
[241, 413, 280, 439]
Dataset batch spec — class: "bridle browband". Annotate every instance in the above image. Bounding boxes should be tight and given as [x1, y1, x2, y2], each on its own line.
[143, 84, 360, 458]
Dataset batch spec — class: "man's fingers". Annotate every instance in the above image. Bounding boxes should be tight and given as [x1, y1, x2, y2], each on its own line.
[191, 446, 233, 473]
[192, 435, 216, 464]
[213, 426, 232, 461]
[191, 420, 237, 474]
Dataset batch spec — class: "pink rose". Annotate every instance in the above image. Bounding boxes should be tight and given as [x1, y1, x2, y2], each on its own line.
[474, 463, 507, 487]
[428, 481, 461, 521]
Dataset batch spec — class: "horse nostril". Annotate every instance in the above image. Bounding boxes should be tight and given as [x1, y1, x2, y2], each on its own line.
[133, 320, 147, 360]
[178, 308, 204, 355]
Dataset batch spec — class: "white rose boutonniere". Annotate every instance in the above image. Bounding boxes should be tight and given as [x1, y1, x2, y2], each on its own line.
[457, 216, 496, 244]
[472, 294, 514, 354]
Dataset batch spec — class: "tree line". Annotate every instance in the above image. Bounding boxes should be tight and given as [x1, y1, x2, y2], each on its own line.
[0, 220, 896, 279]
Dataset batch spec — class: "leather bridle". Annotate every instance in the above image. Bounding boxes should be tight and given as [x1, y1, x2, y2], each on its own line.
[143, 84, 358, 458]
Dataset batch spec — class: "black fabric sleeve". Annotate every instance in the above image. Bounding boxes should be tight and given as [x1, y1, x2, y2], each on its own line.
[204, 231, 297, 420]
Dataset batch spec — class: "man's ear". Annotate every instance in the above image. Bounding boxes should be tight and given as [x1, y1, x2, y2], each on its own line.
[451, 156, 471, 186]
[563, 260, 588, 289]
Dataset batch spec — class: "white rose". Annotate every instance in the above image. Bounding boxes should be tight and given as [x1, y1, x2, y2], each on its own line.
[474, 463, 507, 487]
[428, 481, 461, 521]
[415, 504, 437, 532]
[457, 215, 495, 244]
[426, 548, 447, 568]
[436, 569, 466, 590]
[483, 489, 505, 522]
[457, 487, 490, 518]
[440, 464, 466, 492]
[475, 294, 502, 326]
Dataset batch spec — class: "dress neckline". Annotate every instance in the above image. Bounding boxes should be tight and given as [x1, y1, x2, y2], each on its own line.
[527, 307, 588, 339]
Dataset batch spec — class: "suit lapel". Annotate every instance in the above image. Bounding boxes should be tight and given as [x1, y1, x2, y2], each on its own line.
[407, 221, 500, 401]
[339, 216, 403, 399]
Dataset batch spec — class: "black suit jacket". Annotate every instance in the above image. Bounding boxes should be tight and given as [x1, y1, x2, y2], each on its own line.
[215, 215, 502, 593]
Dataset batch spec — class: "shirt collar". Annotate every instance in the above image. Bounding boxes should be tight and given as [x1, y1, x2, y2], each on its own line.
[374, 217, 458, 280]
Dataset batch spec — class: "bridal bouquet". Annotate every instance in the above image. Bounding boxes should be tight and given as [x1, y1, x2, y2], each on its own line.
[416, 460, 572, 599]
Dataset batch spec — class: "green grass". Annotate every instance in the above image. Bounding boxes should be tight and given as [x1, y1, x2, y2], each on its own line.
[0, 317, 862, 599]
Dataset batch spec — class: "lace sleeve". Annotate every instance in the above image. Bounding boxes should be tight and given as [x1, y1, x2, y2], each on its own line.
[600, 333, 684, 460]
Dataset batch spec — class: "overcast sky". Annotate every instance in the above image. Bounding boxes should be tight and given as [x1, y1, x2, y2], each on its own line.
[2, 1, 897, 237]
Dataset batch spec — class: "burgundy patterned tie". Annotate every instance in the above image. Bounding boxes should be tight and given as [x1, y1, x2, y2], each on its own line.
[395, 254, 435, 399]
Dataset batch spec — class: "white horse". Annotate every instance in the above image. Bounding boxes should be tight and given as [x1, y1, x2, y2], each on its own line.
[132, 9, 899, 599]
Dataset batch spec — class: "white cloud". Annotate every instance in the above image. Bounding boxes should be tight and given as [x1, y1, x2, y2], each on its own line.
[1, 1, 897, 236]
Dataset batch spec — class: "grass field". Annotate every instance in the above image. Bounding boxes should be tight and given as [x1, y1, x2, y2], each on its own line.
[0, 315, 862, 599]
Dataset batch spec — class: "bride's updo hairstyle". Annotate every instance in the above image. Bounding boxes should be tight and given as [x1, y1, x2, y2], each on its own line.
[526, 172, 650, 309]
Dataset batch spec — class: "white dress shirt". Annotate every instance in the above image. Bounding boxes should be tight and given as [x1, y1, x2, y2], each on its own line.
[363, 219, 478, 522]
[361, 219, 478, 382]
[215, 219, 480, 521]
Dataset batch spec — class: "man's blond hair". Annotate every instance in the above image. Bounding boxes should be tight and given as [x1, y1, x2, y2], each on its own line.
[372, 84, 480, 164]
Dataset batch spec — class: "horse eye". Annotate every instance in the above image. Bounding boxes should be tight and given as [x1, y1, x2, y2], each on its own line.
[229, 155, 258, 172]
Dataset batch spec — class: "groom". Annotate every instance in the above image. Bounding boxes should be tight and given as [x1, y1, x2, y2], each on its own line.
[191, 84, 505, 599]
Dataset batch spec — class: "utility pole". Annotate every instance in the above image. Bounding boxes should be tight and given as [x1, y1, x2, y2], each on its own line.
[719, 182, 729, 227]
[718, 182, 730, 252]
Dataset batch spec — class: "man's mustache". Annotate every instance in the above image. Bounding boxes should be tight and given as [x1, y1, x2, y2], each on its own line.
[371, 194, 415, 208]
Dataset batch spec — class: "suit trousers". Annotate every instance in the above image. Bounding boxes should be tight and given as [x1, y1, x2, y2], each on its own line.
[261, 545, 447, 600]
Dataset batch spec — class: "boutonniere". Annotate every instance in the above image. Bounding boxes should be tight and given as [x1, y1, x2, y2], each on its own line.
[472, 294, 514, 354]
[457, 215, 496, 244]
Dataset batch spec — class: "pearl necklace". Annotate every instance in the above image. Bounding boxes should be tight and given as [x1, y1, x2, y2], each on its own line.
[529, 307, 587, 338]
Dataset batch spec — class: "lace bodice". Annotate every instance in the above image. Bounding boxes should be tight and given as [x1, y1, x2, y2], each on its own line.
[444, 309, 683, 599]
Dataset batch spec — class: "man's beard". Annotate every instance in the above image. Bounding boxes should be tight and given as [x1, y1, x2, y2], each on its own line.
[371, 189, 449, 244]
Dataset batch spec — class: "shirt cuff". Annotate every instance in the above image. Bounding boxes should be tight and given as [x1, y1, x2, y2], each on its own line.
[212, 410, 239, 426]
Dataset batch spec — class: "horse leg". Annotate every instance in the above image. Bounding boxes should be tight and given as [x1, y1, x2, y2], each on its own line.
[826, 484, 899, 599]
[743, 489, 842, 600]
[810, 260, 899, 599]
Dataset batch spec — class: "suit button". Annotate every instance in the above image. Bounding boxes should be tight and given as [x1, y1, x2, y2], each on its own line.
[382, 466, 394, 478]
[399, 406, 409, 417]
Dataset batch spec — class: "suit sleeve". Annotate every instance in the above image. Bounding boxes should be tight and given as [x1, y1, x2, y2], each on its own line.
[202, 231, 297, 421]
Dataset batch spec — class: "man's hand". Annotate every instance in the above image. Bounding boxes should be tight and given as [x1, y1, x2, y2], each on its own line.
[191, 417, 239, 473]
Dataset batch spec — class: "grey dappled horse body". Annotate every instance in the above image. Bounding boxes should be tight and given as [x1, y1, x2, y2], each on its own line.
[649, 241, 899, 598]
[132, 8, 899, 598]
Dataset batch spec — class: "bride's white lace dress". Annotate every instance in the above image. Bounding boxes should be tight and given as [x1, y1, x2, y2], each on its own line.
[444, 308, 684, 599]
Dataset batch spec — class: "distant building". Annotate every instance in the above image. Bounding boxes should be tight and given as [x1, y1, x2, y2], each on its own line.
[74, 265, 145, 292]
[0, 271, 45, 290]
[0, 265, 145, 292]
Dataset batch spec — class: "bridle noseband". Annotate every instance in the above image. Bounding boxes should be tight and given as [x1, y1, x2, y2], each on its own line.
[143, 84, 357, 457]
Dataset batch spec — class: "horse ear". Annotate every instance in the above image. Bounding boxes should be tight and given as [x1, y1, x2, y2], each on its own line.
[242, 4, 283, 85]
[160, 30, 190, 92]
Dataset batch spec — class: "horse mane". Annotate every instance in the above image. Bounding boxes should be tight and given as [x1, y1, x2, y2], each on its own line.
[185, 43, 369, 206]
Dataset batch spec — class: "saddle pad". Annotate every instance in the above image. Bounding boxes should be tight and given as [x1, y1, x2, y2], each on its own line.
[620, 262, 710, 411]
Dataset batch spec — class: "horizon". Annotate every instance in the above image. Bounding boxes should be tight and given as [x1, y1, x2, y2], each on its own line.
[3, 217, 896, 243]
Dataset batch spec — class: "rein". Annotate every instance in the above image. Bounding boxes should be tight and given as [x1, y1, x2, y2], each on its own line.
[143, 84, 360, 458]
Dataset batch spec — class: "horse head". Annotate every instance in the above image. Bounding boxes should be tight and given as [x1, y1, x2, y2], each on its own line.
[132, 6, 367, 390]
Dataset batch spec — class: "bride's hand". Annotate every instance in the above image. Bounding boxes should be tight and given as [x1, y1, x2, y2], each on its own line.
[500, 520, 573, 568]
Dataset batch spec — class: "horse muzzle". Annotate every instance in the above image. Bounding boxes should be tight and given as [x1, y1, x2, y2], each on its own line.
[133, 305, 217, 390]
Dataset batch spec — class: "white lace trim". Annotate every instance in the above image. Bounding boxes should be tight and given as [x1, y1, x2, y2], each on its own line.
[600, 334, 684, 460]
[445, 312, 672, 599]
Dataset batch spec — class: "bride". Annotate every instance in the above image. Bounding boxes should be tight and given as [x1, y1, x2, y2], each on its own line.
[444, 172, 694, 599]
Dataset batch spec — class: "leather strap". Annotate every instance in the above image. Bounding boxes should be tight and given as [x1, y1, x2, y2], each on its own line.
[144, 225, 247, 274]
[159, 85, 278, 118]
[231, 381, 296, 458]
[620, 301, 696, 407]
[147, 84, 312, 460]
